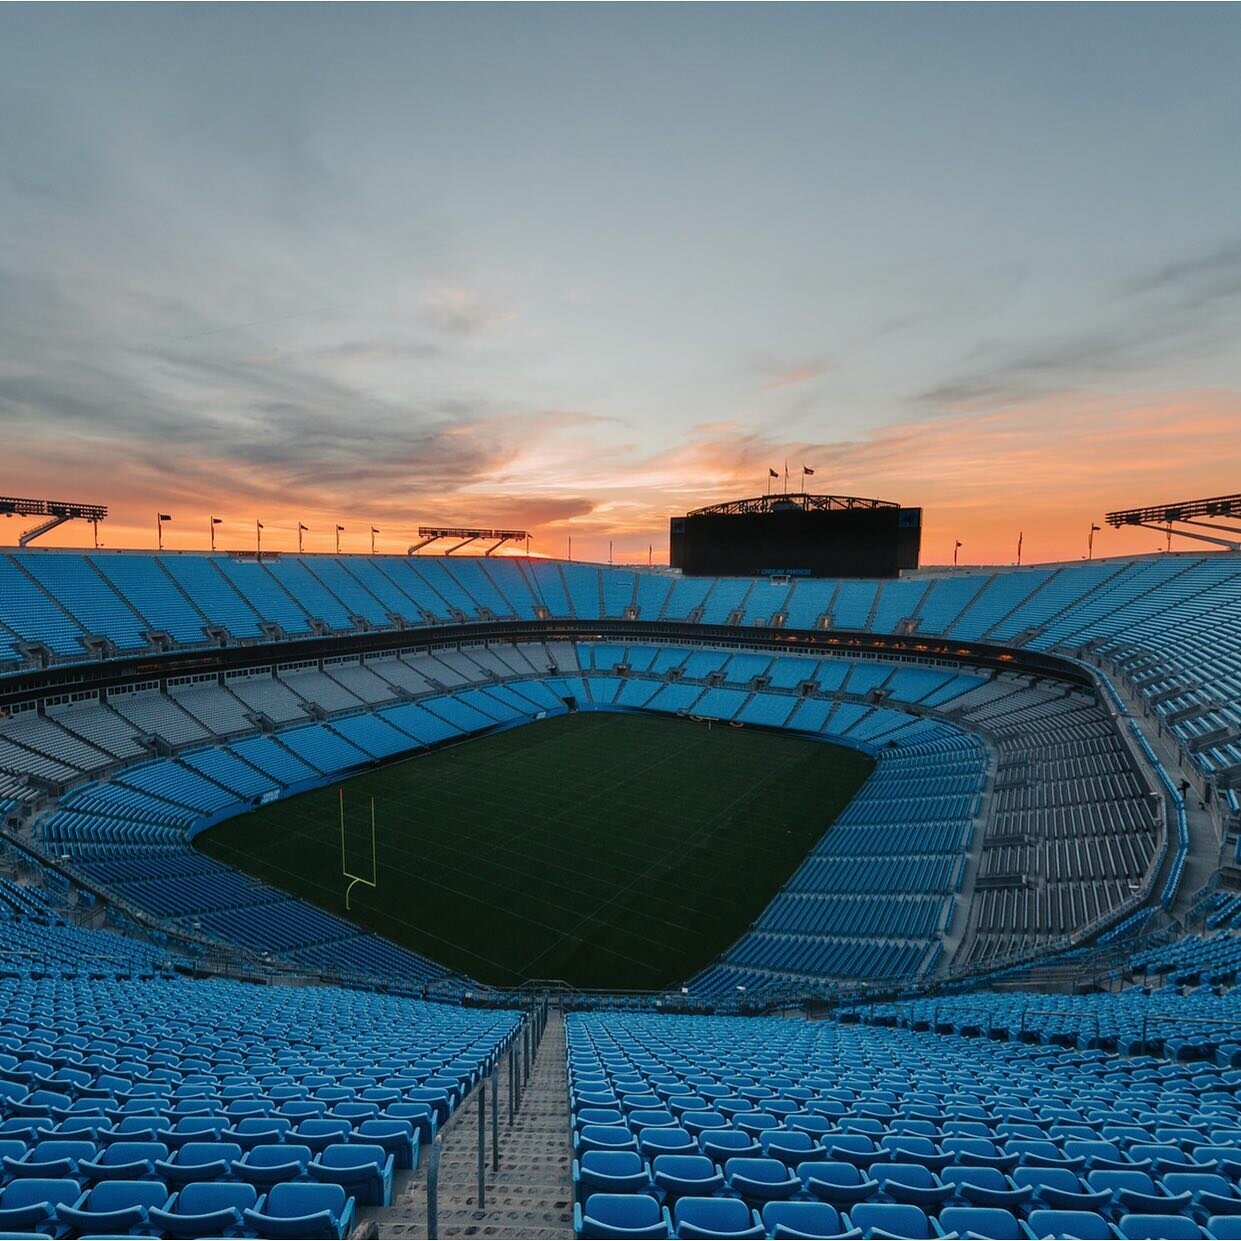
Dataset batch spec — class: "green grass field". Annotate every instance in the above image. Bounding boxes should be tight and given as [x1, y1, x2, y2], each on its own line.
[195, 712, 874, 990]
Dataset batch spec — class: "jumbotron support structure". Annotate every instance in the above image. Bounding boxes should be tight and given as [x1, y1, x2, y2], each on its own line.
[0, 496, 108, 546]
[408, 526, 531, 556]
[1106, 493, 1241, 552]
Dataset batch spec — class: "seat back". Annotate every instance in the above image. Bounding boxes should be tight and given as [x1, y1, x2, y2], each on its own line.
[266, 1180, 348, 1219]
[940, 1206, 1020, 1239]
[178, 1181, 258, 1214]
[848, 1202, 929, 1239]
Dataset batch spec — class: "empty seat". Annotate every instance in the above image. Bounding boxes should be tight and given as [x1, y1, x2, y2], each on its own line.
[574, 1191, 670, 1240]
[761, 1199, 858, 1240]
[941, 1164, 1032, 1210]
[651, 1154, 724, 1200]
[723, 1156, 800, 1204]
[58, 1180, 172, 1236]
[574, 1151, 652, 1203]
[150, 1181, 261, 1239]
[799, 1160, 881, 1207]
[236, 1142, 314, 1188]
[870, 1160, 952, 1207]
[307, 1142, 394, 1207]
[1117, 1214, 1206, 1239]
[939, 1205, 1021, 1239]
[355, 1118, 419, 1170]
[672, 1195, 763, 1240]
[79, 1139, 167, 1182]
[577, 1126, 640, 1156]
[845, 1202, 935, 1240]
[244, 1180, 356, 1240]
[1024, 1208, 1114, 1240]
[153, 1140, 242, 1187]
[0, 1177, 81, 1236]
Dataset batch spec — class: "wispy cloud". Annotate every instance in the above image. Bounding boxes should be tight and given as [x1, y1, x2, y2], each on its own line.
[420, 287, 517, 337]
[918, 238, 1241, 410]
[762, 364, 828, 390]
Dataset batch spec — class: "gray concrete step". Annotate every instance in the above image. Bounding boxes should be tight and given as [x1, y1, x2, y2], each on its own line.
[365, 1008, 572, 1238]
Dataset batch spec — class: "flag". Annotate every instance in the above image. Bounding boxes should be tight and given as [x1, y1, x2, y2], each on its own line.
[336, 524, 345, 532]
[371, 527, 379, 534]
[803, 465, 814, 476]
[257, 522, 264, 530]
[769, 468, 779, 479]
[210, 516, 221, 525]
[955, 540, 963, 549]
[299, 523, 308, 532]
[1091, 524, 1101, 533]
[158, 514, 172, 522]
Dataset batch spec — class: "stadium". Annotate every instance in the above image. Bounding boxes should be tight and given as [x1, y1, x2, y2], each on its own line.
[3, 4, 1241, 1239]
[0, 494, 1239, 1239]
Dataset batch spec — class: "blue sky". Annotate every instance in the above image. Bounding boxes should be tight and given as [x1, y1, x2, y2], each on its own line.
[2, 4, 1240, 562]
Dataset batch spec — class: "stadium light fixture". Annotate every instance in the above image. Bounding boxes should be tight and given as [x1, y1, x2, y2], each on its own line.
[1106, 492, 1241, 551]
[1, 495, 108, 546]
[408, 526, 531, 556]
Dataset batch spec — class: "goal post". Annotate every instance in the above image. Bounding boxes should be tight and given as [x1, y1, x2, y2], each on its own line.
[340, 787, 378, 911]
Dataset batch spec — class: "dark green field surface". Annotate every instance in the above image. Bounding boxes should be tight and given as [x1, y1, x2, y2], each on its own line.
[195, 712, 874, 989]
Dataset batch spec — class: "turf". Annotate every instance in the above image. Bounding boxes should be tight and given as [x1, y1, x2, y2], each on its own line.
[195, 711, 874, 990]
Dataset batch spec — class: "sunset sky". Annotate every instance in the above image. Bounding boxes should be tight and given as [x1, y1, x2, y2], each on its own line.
[2, 5, 1240, 565]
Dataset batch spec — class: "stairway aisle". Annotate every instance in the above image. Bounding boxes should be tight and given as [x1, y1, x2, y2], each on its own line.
[368, 1008, 573, 1239]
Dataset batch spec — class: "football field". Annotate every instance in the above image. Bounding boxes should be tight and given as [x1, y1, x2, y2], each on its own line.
[195, 711, 873, 989]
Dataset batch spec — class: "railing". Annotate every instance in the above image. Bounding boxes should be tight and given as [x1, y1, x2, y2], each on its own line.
[426, 998, 548, 1238]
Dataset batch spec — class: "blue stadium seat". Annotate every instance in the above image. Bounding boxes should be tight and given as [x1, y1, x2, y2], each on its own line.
[845, 1201, 939, 1239]
[574, 1192, 670, 1239]
[243, 1181, 356, 1240]
[57, 1180, 172, 1236]
[78, 1138, 167, 1181]
[149, 1181, 261, 1239]
[307, 1142, 394, 1207]
[574, 1151, 652, 1203]
[650, 1154, 723, 1200]
[723, 1156, 800, 1204]
[236, 1142, 314, 1188]
[672, 1195, 763, 1240]
[762, 1199, 861, 1239]
[939, 1205, 1022, 1239]
[800, 1160, 881, 1207]
[354, 1118, 419, 1170]
[153, 1140, 242, 1187]
[1118, 1214, 1207, 1239]
[1023, 1208, 1114, 1240]
[0, 1178, 81, 1237]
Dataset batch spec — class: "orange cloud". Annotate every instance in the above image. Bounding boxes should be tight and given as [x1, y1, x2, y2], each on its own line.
[8, 388, 1240, 568]
[763, 365, 828, 390]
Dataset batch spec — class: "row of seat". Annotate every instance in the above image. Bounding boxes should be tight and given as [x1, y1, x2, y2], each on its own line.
[576, 1187, 1241, 1239]
[0, 1177, 356, 1239]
